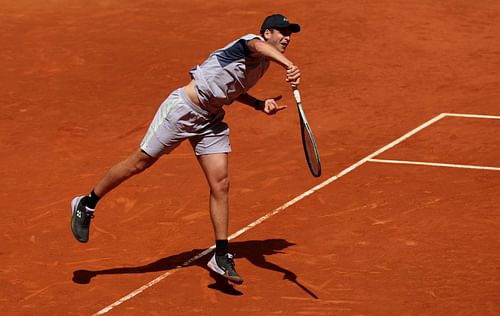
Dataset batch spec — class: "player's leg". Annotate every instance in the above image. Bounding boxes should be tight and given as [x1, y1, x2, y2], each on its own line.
[70, 89, 184, 243]
[197, 153, 242, 284]
[70, 149, 157, 243]
[196, 153, 230, 241]
[191, 140, 242, 285]
[93, 148, 157, 198]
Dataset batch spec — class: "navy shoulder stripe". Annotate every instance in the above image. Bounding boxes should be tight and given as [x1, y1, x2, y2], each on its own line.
[216, 38, 251, 67]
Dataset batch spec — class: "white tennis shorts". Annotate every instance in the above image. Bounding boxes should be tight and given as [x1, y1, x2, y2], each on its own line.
[140, 88, 231, 158]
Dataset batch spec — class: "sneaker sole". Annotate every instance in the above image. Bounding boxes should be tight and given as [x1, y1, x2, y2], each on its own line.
[70, 196, 88, 243]
[207, 255, 244, 284]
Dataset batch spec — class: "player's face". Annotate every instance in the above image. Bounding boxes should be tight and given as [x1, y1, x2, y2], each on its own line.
[265, 28, 293, 53]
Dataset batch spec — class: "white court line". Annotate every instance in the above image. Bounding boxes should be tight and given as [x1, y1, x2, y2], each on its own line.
[369, 158, 500, 171]
[93, 113, 449, 315]
[443, 113, 500, 120]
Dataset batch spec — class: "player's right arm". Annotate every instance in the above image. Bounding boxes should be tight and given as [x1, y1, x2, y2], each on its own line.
[247, 39, 301, 86]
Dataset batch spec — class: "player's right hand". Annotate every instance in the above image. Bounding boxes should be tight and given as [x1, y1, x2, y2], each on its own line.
[286, 64, 301, 86]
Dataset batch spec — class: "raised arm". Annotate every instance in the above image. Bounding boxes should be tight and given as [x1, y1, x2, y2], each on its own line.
[247, 39, 300, 86]
[248, 39, 293, 68]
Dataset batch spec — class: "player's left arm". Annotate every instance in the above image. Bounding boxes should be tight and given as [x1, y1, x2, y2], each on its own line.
[236, 93, 287, 115]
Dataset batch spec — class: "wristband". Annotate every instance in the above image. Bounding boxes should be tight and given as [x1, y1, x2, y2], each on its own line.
[254, 99, 262, 110]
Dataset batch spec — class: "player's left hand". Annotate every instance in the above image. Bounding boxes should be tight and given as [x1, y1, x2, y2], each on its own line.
[262, 95, 287, 115]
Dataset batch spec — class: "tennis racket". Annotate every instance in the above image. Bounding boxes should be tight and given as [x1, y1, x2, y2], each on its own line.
[292, 87, 322, 177]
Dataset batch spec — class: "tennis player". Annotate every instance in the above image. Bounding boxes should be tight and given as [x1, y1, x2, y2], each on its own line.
[70, 14, 301, 284]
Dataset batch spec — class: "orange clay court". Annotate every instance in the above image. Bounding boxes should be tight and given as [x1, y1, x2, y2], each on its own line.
[1, 0, 500, 315]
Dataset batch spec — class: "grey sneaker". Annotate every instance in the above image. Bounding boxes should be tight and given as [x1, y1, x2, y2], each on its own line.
[70, 196, 94, 243]
[207, 253, 244, 284]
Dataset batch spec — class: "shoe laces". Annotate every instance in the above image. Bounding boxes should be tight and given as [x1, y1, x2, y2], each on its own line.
[224, 253, 236, 269]
[225, 253, 234, 261]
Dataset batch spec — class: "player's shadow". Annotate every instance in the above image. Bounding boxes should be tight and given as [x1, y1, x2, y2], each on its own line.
[72, 238, 318, 298]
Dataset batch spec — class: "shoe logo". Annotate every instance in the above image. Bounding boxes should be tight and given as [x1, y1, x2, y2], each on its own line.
[76, 210, 82, 218]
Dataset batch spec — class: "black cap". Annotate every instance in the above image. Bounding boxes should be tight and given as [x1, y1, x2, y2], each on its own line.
[260, 14, 300, 33]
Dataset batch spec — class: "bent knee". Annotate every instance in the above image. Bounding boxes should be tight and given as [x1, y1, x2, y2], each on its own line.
[126, 151, 156, 175]
[129, 161, 151, 175]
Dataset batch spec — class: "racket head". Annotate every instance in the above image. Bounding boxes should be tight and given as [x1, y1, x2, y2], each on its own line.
[300, 116, 322, 177]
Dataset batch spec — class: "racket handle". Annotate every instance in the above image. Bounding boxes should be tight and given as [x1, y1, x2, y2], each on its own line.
[292, 86, 301, 103]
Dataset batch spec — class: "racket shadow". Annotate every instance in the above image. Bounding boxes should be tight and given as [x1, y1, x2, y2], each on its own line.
[72, 239, 318, 298]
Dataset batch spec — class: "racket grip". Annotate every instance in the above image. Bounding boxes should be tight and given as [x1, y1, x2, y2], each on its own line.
[292, 87, 301, 103]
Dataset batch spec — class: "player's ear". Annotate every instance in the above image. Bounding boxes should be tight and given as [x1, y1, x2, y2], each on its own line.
[263, 29, 272, 40]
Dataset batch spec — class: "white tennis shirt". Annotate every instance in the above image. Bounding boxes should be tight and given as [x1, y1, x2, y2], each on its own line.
[189, 34, 270, 110]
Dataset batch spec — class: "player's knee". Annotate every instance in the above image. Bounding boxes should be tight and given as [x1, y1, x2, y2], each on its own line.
[130, 161, 149, 175]
[211, 176, 230, 197]
[125, 154, 156, 176]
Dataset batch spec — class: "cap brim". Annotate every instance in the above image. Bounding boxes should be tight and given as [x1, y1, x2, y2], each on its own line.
[289, 23, 300, 33]
[261, 22, 301, 33]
